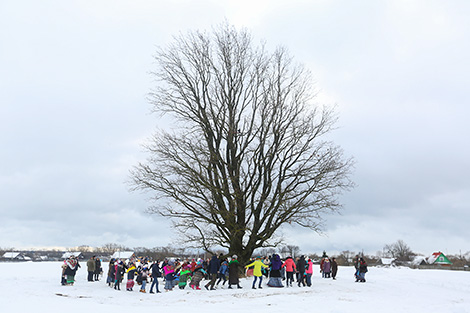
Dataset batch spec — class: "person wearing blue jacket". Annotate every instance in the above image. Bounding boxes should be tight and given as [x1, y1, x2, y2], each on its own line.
[216, 259, 229, 286]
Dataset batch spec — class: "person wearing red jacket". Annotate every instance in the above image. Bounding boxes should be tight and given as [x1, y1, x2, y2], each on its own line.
[281, 256, 296, 287]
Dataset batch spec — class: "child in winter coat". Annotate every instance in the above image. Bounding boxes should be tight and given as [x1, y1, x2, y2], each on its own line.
[245, 257, 269, 289]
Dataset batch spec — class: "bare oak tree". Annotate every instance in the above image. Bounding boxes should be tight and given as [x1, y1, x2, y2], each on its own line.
[383, 240, 415, 261]
[130, 24, 354, 263]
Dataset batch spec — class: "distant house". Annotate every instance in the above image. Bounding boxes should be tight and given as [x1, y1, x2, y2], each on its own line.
[427, 252, 452, 265]
[377, 258, 396, 267]
[111, 251, 135, 260]
[411, 256, 427, 266]
[1, 252, 31, 261]
[61, 252, 83, 259]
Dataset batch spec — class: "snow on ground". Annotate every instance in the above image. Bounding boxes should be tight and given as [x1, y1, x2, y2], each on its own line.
[2, 262, 470, 313]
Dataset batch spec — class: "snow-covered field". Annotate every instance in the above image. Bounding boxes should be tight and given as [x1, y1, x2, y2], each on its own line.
[2, 262, 469, 312]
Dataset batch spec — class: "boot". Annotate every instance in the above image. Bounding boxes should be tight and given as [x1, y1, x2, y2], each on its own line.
[237, 284, 242, 289]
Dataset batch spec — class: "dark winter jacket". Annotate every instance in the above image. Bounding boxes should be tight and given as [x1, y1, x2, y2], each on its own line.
[228, 259, 240, 284]
[108, 261, 115, 278]
[297, 256, 306, 274]
[94, 259, 101, 274]
[208, 255, 221, 274]
[359, 261, 368, 273]
[150, 262, 162, 278]
[331, 259, 338, 274]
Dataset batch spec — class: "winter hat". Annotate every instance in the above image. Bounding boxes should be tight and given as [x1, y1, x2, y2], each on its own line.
[232, 255, 237, 259]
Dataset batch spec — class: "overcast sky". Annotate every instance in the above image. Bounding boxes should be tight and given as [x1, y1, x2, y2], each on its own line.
[1, 0, 469, 256]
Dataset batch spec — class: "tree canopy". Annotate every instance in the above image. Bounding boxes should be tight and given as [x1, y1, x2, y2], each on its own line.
[130, 24, 354, 262]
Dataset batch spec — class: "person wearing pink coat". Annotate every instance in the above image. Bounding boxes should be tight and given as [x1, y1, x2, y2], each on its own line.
[305, 258, 314, 286]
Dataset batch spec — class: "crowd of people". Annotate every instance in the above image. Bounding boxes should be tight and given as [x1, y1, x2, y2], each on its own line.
[60, 253, 368, 291]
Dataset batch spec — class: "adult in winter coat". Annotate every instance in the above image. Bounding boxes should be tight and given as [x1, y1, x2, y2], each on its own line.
[267, 254, 283, 287]
[107, 259, 115, 286]
[356, 258, 368, 282]
[305, 258, 314, 287]
[94, 258, 102, 281]
[87, 256, 96, 282]
[320, 257, 326, 278]
[245, 257, 269, 289]
[163, 262, 176, 291]
[190, 262, 206, 290]
[149, 261, 161, 293]
[126, 263, 137, 291]
[63, 257, 79, 285]
[296, 256, 307, 287]
[323, 258, 332, 278]
[281, 256, 296, 287]
[178, 265, 191, 289]
[228, 255, 242, 289]
[331, 257, 338, 280]
[205, 254, 221, 290]
[114, 260, 125, 290]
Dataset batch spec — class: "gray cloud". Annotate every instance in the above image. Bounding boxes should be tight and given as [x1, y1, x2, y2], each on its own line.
[1, 0, 469, 255]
